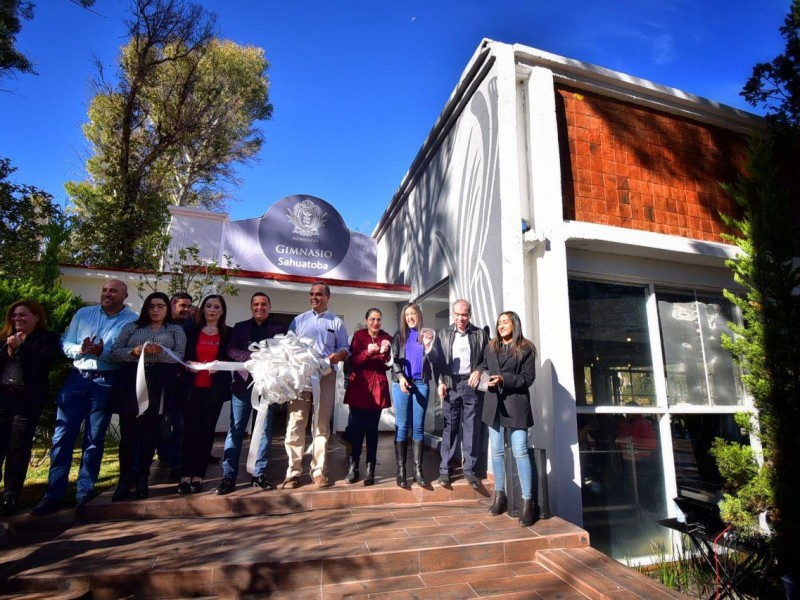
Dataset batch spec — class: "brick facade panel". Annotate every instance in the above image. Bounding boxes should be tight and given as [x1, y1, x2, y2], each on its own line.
[557, 87, 746, 242]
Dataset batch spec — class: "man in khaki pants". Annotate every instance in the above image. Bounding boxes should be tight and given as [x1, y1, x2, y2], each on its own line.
[282, 283, 349, 488]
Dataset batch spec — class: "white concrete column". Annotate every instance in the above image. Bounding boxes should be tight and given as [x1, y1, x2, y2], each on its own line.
[492, 43, 529, 318]
[523, 66, 583, 525]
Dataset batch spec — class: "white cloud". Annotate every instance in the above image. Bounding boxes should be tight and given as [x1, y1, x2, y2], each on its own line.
[652, 33, 674, 65]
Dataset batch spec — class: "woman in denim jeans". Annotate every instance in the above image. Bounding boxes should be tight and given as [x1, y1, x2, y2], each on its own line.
[390, 303, 435, 488]
[480, 311, 538, 527]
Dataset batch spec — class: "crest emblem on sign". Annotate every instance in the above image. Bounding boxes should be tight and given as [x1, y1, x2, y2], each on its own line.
[287, 199, 327, 236]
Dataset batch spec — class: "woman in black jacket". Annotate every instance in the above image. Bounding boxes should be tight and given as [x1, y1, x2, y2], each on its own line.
[177, 295, 232, 494]
[480, 311, 538, 527]
[0, 300, 61, 515]
[110, 292, 186, 501]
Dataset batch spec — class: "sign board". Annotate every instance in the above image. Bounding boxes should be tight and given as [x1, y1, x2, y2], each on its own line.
[221, 194, 377, 281]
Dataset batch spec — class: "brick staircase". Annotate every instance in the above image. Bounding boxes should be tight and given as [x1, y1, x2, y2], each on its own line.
[0, 435, 686, 599]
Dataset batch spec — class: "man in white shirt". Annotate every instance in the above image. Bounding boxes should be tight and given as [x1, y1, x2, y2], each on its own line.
[281, 283, 349, 489]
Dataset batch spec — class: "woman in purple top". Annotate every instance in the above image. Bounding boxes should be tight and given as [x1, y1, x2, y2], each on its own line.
[390, 303, 435, 489]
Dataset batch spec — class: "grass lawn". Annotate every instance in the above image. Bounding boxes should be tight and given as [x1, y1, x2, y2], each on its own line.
[2, 439, 121, 510]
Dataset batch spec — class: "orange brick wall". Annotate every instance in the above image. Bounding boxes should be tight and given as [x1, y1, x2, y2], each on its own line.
[556, 86, 746, 243]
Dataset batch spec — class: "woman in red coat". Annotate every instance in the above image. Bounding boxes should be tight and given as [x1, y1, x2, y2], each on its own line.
[343, 308, 392, 486]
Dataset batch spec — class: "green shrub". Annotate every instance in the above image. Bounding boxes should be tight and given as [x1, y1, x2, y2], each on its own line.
[710, 433, 773, 537]
[710, 438, 759, 490]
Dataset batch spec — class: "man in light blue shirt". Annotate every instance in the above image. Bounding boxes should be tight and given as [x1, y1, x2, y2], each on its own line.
[281, 282, 349, 489]
[31, 279, 138, 516]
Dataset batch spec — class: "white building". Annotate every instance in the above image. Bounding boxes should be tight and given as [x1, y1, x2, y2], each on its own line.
[61, 39, 759, 561]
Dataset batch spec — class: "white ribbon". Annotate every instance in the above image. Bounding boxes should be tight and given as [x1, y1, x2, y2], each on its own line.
[135, 335, 331, 475]
[135, 341, 246, 416]
[243, 332, 331, 474]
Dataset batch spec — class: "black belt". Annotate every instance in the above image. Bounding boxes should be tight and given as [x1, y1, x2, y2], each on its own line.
[453, 374, 471, 381]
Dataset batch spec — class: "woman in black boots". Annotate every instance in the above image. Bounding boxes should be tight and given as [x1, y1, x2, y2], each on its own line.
[480, 311, 539, 527]
[343, 308, 392, 486]
[390, 303, 435, 488]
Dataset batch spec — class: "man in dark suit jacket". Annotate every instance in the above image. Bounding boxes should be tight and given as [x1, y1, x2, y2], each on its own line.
[215, 292, 287, 494]
[428, 299, 488, 488]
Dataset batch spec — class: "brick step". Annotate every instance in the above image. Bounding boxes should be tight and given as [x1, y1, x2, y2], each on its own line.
[82, 475, 495, 521]
[247, 561, 595, 599]
[1, 502, 589, 598]
[537, 546, 689, 600]
[0, 593, 89, 600]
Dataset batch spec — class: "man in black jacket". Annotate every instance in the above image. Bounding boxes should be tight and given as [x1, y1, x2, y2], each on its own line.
[215, 292, 286, 494]
[428, 299, 488, 488]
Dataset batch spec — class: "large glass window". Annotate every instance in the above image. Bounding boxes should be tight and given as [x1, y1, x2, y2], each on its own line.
[569, 280, 655, 407]
[671, 414, 749, 503]
[578, 412, 668, 559]
[570, 278, 750, 563]
[656, 291, 744, 407]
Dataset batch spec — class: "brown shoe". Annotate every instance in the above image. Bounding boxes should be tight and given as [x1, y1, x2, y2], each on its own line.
[281, 476, 299, 489]
[313, 474, 331, 488]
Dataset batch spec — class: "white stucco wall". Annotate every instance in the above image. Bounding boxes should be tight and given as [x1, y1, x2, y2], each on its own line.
[167, 205, 228, 263]
[520, 65, 583, 523]
[376, 53, 506, 330]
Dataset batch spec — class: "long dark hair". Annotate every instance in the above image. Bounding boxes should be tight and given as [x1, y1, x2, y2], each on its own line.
[136, 292, 174, 327]
[195, 294, 228, 335]
[398, 302, 423, 345]
[489, 311, 536, 358]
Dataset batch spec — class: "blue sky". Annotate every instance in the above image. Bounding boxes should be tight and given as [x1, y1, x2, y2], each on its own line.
[0, 0, 790, 233]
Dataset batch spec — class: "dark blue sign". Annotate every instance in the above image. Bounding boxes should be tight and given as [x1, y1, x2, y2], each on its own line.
[259, 194, 351, 276]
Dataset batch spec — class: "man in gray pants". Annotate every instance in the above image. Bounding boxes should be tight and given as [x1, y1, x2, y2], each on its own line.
[428, 299, 488, 488]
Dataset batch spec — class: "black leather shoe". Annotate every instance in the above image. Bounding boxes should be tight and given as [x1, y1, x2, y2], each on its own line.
[395, 441, 408, 489]
[488, 491, 507, 516]
[189, 481, 203, 494]
[465, 474, 481, 489]
[251, 475, 275, 490]
[519, 499, 540, 527]
[437, 473, 451, 487]
[215, 477, 236, 495]
[345, 459, 359, 484]
[412, 440, 427, 487]
[1, 497, 17, 516]
[177, 481, 191, 495]
[364, 462, 375, 487]
[30, 498, 61, 517]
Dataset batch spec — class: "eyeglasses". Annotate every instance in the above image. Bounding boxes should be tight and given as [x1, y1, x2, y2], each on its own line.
[148, 303, 168, 310]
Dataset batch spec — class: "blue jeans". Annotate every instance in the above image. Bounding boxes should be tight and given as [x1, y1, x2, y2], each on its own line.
[222, 392, 274, 480]
[488, 424, 533, 500]
[44, 369, 116, 503]
[392, 379, 428, 441]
